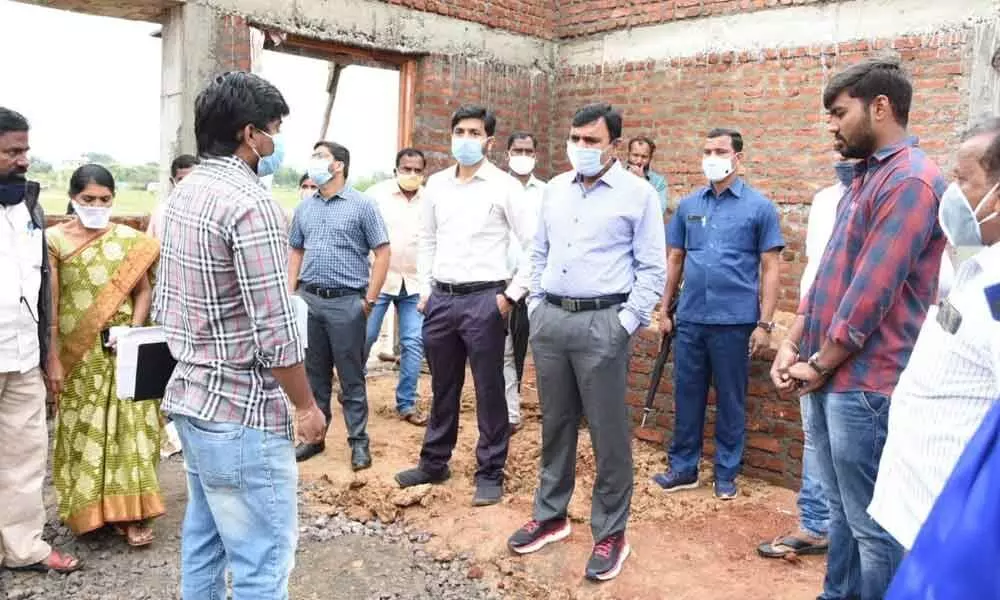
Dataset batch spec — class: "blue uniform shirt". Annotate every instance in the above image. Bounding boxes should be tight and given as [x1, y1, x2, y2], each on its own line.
[289, 185, 389, 290]
[667, 178, 784, 325]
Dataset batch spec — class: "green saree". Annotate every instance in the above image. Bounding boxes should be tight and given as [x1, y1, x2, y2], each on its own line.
[48, 223, 165, 535]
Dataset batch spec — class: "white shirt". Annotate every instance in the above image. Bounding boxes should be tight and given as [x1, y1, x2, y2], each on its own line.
[869, 242, 1000, 550]
[0, 202, 43, 373]
[800, 182, 844, 299]
[147, 201, 166, 240]
[368, 179, 422, 296]
[418, 160, 535, 300]
[506, 174, 545, 275]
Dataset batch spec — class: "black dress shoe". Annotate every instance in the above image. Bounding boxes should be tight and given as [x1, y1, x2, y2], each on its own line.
[351, 444, 372, 471]
[472, 482, 503, 506]
[295, 441, 325, 462]
[394, 466, 450, 488]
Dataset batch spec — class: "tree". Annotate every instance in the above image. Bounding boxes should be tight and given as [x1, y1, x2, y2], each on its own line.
[29, 158, 53, 174]
[83, 152, 115, 165]
[273, 166, 303, 188]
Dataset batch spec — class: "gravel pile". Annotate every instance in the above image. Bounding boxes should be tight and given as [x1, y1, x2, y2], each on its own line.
[0, 458, 502, 600]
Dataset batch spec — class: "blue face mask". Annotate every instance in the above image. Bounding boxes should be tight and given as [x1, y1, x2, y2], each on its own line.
[307, 158, 334, 187]
[451, 136, 485, 167]
[0, 178, 26, 206]
[834, 161, 855, 188]
[253, 130, 285, 177]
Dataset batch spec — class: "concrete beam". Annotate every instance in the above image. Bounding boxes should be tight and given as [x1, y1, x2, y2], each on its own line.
[158, 3, 239, 188]
[11, 0, 178, 21]
[966, 16, 1000, 125]
[187, 0, 556, 71]
[559, 0, 1000, 67]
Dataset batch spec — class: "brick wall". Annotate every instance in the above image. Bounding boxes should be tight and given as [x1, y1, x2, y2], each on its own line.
[549, 34, 968, 486]
[413, 54, 553, 177]
[377, 0, 556, 39]
[554, 35, 966, 314]
[557, 0, 856, 38]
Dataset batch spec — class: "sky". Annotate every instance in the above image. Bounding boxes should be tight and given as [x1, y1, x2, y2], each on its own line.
[0, 0, 399, 178]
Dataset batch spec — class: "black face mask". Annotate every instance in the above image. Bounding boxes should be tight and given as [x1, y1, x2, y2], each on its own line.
[0, 174, 27, 207]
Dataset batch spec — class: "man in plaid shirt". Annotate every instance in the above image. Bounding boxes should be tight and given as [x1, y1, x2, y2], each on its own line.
[771, 57, 946, 600]
[153, 72, 325, 599]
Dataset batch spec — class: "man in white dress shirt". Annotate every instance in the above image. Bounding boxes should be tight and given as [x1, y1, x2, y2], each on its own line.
[504, 132, 545, 432]
[0, 107, 80, 574]
[395, 105, 535, 507]
[756, 160, 853, 559]
[869, 117, 1000, 551]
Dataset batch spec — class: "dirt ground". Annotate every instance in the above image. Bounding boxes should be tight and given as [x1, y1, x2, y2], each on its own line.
[300, 370, 825, 600]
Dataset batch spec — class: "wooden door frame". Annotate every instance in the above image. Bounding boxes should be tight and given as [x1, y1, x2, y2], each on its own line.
[272, 34, 419, 148]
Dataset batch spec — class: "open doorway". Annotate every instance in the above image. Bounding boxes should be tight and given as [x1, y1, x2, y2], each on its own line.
[254, 33, 420, 368]
[1, 1, 162, 216]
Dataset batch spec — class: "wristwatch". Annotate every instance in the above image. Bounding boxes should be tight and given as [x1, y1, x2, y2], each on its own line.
[807, 352, 834, 379]
[756, 320, 775, 333]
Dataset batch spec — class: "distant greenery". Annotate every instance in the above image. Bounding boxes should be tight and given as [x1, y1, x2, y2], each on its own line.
[32, 152, 387, 217]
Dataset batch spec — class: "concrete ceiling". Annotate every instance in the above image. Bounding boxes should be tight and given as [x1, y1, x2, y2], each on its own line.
[12, 0, 181, 22]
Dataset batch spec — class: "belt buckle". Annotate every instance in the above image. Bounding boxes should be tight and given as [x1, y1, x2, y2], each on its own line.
[560, 298, 576, 312]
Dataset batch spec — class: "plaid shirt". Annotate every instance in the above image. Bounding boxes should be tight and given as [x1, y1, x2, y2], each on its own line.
[153, 156, 304, 439]
[799, 137, 946, 396]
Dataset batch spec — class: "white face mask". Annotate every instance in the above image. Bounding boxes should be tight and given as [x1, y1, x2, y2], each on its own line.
[72, 202, 112, 229]
[702, 156, 734, 183]
[508, 155, 536, 176]
[938, 181, 1000, 250]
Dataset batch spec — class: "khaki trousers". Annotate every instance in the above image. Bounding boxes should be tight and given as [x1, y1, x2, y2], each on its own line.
[0, 368, 51, 567]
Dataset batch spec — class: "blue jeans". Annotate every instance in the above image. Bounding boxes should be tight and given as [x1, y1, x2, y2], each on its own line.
[799, 393, 830, 538]
[173, 415, 298, 600]
[668, 321, 755, 482]
[364, 291, 423, 414]
[807, 391, 903, 600]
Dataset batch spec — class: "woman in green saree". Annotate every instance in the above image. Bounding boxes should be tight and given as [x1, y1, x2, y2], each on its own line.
[46, 165, 164, 547]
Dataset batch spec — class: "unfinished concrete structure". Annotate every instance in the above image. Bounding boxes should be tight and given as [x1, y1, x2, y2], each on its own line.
[15, 0, 1000, 485]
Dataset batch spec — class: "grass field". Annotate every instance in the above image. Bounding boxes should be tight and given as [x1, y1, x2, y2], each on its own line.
[40, 186, 302, 216]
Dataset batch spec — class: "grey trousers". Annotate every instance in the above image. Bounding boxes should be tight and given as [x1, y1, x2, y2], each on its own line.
[302, 291, 369, 447]
[530, 301, 633, 541]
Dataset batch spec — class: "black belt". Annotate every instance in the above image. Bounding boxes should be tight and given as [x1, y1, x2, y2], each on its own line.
[302, 283, 364, 299]
[545, 293, 628, 312]
[433, 280, 506, 295]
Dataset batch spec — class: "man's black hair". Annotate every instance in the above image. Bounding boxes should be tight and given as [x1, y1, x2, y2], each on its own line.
[170, 154, 200, 179]
[571, 103, 623, 140]
[395, 147, 426, 168]
[450, 105, 497, 137]
[963, 117, 1000, 183]
[628, 136, 656, 154]
[194, 71, 290, 157]
[507, 132, 537, 151]
[706, 128, 744, 153]
[0, 107, 29, 135]
[823, 56, 913, 127]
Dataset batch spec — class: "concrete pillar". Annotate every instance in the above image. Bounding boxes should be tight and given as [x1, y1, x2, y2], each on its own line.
[967, 16, 1000, 126]
[158, 4, 251, 188]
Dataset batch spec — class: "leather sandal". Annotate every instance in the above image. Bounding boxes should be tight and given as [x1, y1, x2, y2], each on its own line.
[9, 549, 82, 574]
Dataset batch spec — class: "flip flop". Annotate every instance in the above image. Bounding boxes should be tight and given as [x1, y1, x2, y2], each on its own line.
[757, 533, 829, 558]
[9, 549, 82, 574]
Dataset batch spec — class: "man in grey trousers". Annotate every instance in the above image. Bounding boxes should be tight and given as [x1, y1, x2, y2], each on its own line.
[288, 140, 391, 469]
[506, 103, 666, 582]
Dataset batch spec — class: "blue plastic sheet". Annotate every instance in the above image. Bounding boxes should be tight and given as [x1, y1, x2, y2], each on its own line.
[886, 397, 1000, 600]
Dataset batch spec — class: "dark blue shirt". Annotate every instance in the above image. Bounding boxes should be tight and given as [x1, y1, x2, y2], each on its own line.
[289, 185, 389, 290]
[667, 178, 784, 325]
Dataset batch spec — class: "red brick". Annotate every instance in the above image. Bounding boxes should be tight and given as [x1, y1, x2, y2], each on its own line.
[747, 434, 781, 454]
